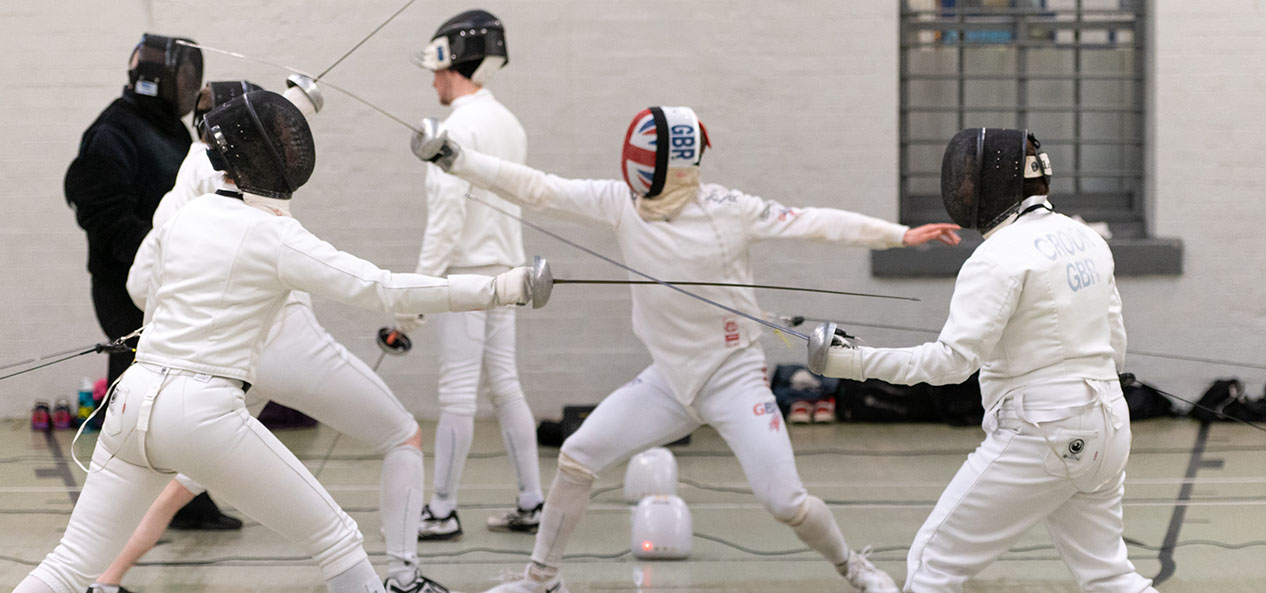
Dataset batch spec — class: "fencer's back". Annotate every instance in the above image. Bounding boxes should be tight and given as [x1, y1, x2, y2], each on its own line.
[973, 208, 1122, 395]
[134, 195, 295, 381]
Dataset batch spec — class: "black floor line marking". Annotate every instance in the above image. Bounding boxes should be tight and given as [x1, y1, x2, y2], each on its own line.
[33, 432, 80, 505]
[1155, 422, 1220, 584]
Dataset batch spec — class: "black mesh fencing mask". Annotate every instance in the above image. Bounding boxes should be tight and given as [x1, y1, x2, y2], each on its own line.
[194, 81, 264, 130]
[128, 33, 204, 116]
[414, 10, 508, 84]
[201, 90, 315, 199]
[940, 127, 1027, 233]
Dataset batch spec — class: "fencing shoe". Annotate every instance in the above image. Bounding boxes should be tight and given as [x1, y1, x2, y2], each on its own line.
[384, 571, 451, 593]
[486, 502, 543, 533]
[841, 547, 899, 593]
[87, 585, 134, 593]
[418, 505, 463, 541]
[480, 571, 567, 593]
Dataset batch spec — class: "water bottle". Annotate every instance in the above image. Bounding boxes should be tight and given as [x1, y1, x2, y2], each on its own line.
[76, 377, 94, 426]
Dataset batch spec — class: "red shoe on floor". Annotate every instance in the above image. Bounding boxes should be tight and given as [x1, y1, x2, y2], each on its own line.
[788, 400, 812, 424]
[31, 401, 51, 432]
[813, 397, 837, 424]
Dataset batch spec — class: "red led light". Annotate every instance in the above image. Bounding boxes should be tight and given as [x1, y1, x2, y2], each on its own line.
[641, 540, 654, 551]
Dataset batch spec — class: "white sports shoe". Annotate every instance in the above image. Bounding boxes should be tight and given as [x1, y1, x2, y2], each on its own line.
[486, 502, 543, 533]
[418, 505, 463, 541]
[384, 571, 451, 593]
[842, 548, 899, 593]
[480, 573, 567, 593]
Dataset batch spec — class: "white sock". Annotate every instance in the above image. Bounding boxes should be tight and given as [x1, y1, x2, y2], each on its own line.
[380, 444, 424, 583]
[528, 455, 596, 580]
[495, 397, 544, 509]
[326, 558, 385, 593]
[429, 412, 473, 516]
[787, 495, 850, 568]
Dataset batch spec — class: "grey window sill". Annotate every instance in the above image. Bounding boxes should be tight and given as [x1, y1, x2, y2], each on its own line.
[871, 237, 1183, 278]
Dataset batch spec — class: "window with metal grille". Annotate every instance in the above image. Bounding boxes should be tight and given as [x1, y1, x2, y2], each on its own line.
[900, 0, 1146, 238]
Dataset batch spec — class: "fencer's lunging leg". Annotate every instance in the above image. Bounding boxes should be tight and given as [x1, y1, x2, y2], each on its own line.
[380, 428, 426, 583]
[326, 558, 385, 593]
[526, 452, 596, 582]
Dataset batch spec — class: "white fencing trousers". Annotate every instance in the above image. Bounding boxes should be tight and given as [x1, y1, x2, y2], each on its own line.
[905, 383, 1158, 593]
[26, 363, 367, 593]
[432, 307, 526, 415]
[174, 301, 419, 498]
[429, 306, 541, 511]
[562, 345, 808, 523]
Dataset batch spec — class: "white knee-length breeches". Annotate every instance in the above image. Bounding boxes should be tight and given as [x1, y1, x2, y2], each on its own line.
[905, 380, 1157, 593]
[29, 363, 368, 593]
[174, 301, 419, 495]
[433, 307, 525, 415]
[561, 346, 807, 521]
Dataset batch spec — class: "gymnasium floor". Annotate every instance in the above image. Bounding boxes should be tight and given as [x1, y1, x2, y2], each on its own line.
[1, 417, 1262, 592]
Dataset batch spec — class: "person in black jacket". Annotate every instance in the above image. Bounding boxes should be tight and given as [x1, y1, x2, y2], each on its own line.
[64, 32, 240, 534]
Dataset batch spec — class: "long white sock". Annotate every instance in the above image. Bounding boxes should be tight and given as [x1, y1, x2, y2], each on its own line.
[429, 412, 473, 516]
[787, 495, 850, 568]
[495, 397, 544, 509]
[527, 454, 596, 582]
[380, 444, 425, 583]
[326, 558, 385, 593]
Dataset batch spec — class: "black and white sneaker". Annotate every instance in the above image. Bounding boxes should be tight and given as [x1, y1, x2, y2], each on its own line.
[384, 571, 450, 593]
[486, 502, 543, 533]
[86, 585, 134, 593]
[418, 504, 463, 541]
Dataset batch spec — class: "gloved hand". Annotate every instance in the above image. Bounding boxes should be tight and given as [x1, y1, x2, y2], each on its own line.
[492, 267, 532, 306]
[806, 322, 861, 379]
[411, 117, 461, 171]
[393, 313, 425, 333]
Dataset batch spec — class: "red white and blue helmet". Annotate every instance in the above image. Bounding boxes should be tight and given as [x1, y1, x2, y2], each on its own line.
[621, 106, 710, 198]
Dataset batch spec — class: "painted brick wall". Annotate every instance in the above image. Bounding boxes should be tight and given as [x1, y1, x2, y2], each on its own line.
[0, 1, 1260, 419]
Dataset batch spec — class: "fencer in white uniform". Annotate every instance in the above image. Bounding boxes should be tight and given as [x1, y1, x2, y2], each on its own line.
[809, 129, 1157, 593]
[93, 79, 451, 593]
[12, 90, 539, 593]
[406, 9, 544, 540]
[412, 105, 962, 593]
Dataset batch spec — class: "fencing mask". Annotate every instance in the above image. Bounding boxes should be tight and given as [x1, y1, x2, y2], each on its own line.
[621, 106, 710, 221]
[128, 33, 203, 117]
[413, 9, 508, 85]
[193, 81, 264, 130]
[941, 127, 1052, 234]
[200, 90, 315, 200]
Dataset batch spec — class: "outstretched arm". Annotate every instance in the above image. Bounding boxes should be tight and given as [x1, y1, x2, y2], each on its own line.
[815, 255, 1019, 385]
[412, 121, 628, 228]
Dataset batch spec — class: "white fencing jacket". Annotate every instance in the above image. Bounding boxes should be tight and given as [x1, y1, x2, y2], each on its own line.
[127, 194, 498, 383]
[415, 89, 527, 276]
[849, 203, 1125, 413]
[450, 149, 908, 404]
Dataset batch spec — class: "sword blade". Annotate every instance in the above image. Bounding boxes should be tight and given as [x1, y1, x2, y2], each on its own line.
[317, 0, 420, 79]
[465, 196, 810, 341]
[175, 40, 420, 133]
[555, 278, 918, 302]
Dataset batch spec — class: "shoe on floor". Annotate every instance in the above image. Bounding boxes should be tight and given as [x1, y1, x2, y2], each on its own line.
[480, 571, 567, 593]
[486, 502, 543, 533]
[418, 504, 463, 541]
[842, 547, 899, 593]
[788, 400, 812, 424]
[813, 397, 837, 424]
[167, 512, 242, 530]
[384, 571, 451, 593]
[86, 585, 134, 593]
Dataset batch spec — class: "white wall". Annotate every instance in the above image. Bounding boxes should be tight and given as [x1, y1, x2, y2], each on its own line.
[0, 1, 1260, 420]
